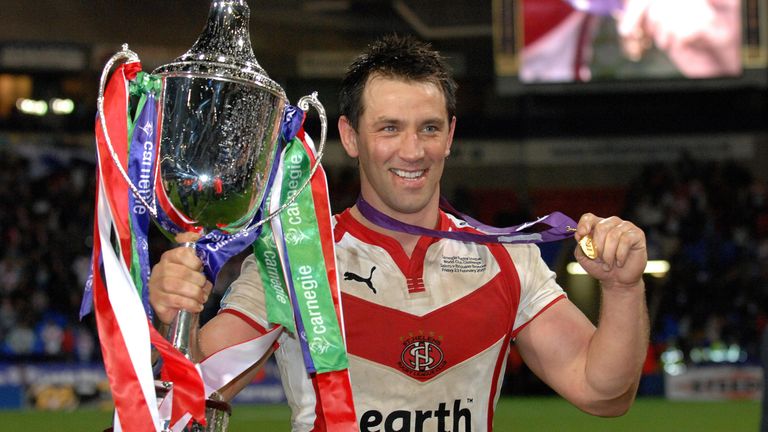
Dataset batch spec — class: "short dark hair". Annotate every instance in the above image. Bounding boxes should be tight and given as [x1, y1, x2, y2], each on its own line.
[339, 34, 458, 130]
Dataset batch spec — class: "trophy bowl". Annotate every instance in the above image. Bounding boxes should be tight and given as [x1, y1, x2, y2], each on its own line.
[153, 0, 287, 233]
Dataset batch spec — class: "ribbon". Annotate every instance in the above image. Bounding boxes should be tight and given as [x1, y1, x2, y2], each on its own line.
[256, 127, 357, 430]
[356, 196, 577, 244]
[274, 135, 348, 372]
[566, 0, 624, 15]
[253, 204, 296, 332]
[126, 88, 158, 317]
[89, 61, 205, 430]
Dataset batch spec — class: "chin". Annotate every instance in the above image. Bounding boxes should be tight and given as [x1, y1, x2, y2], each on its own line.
[386, 197, 432, 215]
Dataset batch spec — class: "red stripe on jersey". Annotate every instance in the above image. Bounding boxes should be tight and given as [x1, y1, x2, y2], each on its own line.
[219, 308, 269, 335]
[406, 276, 425, 294]
[487, 333, 512, 430]
[511, 294, 566, 338]
[343, 269, 517, 382]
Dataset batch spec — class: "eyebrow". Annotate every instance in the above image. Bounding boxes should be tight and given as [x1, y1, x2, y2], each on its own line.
[371, 116, 447, 127]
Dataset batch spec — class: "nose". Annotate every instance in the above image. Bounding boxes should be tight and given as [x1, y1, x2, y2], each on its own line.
[398, 132, 425, 162]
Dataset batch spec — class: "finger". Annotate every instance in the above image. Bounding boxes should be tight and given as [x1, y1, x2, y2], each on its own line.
[160, 292, 206, 314]
[202, 281, 213, 303]
[150, 279, 207, 324]
[592, 217, 624, 268]
[600, 220, 638, 268]
[159, 266, 208, 296]
[175, 231, 201, 244]
[615, 226, 645, 267]
[159, 246, 204, 272]
[600, 226, 621, 270]
[576, 213, 600, 240]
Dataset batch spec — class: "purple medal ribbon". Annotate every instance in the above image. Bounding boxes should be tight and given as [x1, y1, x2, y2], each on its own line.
[356, 196, 577, 244]
[565, 0, 624, 15]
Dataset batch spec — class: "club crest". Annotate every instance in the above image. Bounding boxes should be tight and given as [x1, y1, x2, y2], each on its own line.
[398, 331, 446, 378]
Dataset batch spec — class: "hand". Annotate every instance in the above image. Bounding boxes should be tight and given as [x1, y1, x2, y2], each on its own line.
[148, 233, 212, 325]
[617, 0, 741, 77]
[573, 213, 647, 289]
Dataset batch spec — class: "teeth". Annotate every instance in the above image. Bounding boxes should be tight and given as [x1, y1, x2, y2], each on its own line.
[391, 169, 424, 179]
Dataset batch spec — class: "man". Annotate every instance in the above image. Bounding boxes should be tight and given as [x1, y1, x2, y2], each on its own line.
[149, 35, 649, 431]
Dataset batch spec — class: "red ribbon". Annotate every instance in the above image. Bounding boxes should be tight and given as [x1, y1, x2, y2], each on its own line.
[94, 62, 206, 429]
[91, 188, 156, 430]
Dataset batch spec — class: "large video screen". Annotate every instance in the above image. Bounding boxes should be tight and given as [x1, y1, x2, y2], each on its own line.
[493, 0, 767, 86]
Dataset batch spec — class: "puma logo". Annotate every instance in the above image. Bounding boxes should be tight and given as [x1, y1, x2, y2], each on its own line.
[344, 266, 377, 294]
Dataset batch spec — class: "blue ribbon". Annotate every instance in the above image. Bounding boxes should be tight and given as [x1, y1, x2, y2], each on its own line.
[127, 95, 158, 317]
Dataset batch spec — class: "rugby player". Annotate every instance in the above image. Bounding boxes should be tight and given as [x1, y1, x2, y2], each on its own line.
[149, 34, 649, 431]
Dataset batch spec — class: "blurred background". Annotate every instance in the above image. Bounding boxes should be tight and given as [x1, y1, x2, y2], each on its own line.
[0, 0, 766, 425]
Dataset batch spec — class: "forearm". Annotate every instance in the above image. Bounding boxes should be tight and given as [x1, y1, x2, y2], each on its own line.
[584, 280, 649, 408]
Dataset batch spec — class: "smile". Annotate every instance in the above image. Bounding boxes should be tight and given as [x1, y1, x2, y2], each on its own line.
[390, 168, 426, 180]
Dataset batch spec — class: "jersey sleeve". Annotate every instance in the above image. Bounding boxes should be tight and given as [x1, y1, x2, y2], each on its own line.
[505, 243, 567, 336]
[219, 253, 273, 331]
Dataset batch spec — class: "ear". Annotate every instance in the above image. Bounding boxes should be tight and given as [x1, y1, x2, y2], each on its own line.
[445, 115, 457, 157]
[338, 116, 359, 158]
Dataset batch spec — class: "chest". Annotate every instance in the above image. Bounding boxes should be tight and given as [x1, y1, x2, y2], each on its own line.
[337, 237, 521, 381]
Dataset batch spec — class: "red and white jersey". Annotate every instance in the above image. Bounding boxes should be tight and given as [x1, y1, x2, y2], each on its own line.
[221, 208, 566, 431]
[520, 0, 600, 83]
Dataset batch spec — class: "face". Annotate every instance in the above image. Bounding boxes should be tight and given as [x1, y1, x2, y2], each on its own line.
[339, 75, 456, 222]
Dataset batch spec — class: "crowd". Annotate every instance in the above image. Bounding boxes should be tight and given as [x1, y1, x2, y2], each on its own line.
[0, 147, 96, 362]
[0, 145, 765, 390]
[623, 153, 768, 371]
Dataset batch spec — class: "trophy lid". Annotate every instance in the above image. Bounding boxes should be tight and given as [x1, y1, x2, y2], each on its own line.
[153, 0, 286, 100]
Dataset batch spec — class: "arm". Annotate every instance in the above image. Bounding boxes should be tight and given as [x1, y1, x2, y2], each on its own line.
[148, 241, 275, 401]
[516, 214, 649, 416]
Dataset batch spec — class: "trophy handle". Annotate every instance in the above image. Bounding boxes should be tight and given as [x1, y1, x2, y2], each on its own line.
[97, 44, 157, 218]
[252, 91, 328, 230]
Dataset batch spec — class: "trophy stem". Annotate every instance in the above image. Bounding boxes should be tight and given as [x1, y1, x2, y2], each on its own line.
[168, 310, 197, 359]
[167, 241, 202, 359]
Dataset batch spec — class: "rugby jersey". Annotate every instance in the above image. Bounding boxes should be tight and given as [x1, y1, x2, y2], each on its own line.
[221, 208, 566, 431]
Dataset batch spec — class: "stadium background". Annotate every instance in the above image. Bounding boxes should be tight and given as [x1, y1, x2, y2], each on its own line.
[0, 0, 766, 430]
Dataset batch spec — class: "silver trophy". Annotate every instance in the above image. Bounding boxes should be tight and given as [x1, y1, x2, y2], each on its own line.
[97, 1, 326, 430]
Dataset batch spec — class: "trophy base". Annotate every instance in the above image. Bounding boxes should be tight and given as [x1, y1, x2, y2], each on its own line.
[103, 384, 232, 432]
[190, 397, 232, 432]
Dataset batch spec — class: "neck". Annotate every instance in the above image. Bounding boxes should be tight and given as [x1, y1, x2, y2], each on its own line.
[351, 195, 441, 257]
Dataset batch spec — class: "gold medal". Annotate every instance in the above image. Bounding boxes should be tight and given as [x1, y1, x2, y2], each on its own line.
[579, 235, 597, 260]
[567, 226, 597, 260]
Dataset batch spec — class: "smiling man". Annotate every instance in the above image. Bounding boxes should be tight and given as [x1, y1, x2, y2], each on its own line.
[150, 34, 649, 431]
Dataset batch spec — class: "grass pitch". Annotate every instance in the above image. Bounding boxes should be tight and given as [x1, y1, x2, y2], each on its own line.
[0, 397, 759, 431]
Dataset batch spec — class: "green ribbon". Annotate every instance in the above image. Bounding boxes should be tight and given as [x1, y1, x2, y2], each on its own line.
[253, 201, 295, 333]
[255, 137, 348, 373]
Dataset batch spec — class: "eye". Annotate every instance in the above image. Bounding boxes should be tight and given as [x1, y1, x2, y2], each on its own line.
[422, 125, 439, 134]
